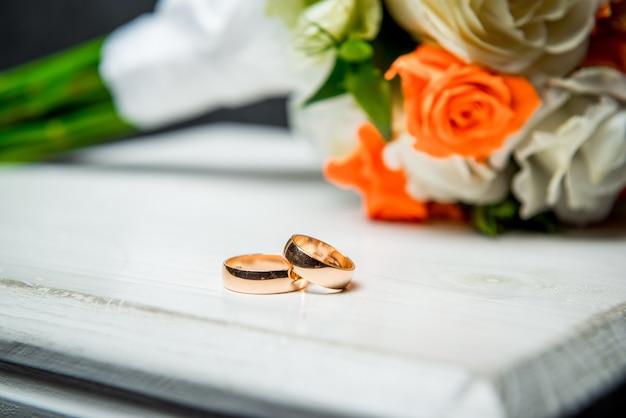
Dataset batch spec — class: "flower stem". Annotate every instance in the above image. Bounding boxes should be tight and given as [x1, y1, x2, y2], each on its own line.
[0, 37, 104, 103]
[0, 101, 135, 163]
[0, 63, 110, 126]
[0, 37, 138, 161]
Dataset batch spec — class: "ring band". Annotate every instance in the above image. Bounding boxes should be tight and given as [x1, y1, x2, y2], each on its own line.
[283, 234, 355, 290]
[222, 254, 306, 294]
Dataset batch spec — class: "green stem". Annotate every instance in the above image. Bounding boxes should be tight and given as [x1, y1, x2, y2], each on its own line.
[0, 36, 142, 162]
[0, 63, 110, 126]
[0, 37, 104, 102]
[0, 101, 136, 162]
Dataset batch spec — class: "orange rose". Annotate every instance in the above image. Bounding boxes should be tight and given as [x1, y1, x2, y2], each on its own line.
[324, 123, 464, 222]
[385, 46, 540, 160]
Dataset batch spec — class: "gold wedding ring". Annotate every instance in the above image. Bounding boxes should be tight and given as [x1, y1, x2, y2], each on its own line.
[283, 234, 355, 290]
[223, 254, 306, 294]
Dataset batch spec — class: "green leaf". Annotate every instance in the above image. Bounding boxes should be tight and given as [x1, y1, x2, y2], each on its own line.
[470, 195, 559, 236]
[338, 39, 374, 63]
[303, 57, 348, 106]
[344, 60, 392, 140]
[471, 205, 500, 236]
[489, 198, 517, 220]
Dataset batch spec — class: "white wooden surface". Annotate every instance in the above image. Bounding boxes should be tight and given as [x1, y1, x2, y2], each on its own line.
[1, 124, 626, 418]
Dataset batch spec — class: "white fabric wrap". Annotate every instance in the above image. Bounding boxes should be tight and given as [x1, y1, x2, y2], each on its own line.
[100, 0, 296, 129]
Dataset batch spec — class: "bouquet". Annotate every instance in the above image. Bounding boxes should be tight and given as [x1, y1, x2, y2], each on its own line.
[2, 0, 625, 235]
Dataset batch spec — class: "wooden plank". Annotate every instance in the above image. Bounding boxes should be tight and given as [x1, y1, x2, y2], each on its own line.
[1, 124, 625, 417]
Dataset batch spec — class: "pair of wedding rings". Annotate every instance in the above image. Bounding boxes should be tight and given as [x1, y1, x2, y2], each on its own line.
[223, 234, 355, 294]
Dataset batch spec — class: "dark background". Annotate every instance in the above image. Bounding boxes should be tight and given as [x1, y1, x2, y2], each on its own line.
[0, 0, 288, 131]
[1, 1, 624, 417]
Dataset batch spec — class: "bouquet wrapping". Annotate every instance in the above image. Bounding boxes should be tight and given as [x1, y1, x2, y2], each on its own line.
[2, 0, 626, 235]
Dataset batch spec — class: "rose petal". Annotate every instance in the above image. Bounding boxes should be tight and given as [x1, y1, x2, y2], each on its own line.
[513, 68, 626, 223]
[291, 94, 366, 160]
[548, 67, 626, 102]
[384, 133, 509, 204]
[581, 110, 626, 184]
[386, 0, 595, 75]
[542, 1, 594, 54]
[390, 46, 540, 160]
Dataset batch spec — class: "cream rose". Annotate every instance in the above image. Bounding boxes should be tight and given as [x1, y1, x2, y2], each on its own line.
[384, 0, 596, 76]
[513, 67, 626, 224]
[383, 132, 510, 204]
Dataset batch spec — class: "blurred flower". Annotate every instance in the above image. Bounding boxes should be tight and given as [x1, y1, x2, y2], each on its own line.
[291, 94, 366, 159]
[325, 123, 431, 221]
[383, 132, 510, 205]
[267, 0, 383, 104]
[5, 0, 625, 234]
[102, 0, 296, 129]
[385, 46, 540, 160]
[513, 67, 626, 224]
[325, 122, 466, 221]
[385, 0, 596, 75]
[267, 0, 382, 55]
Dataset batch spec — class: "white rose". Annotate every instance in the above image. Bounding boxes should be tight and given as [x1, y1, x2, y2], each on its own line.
[513, 67, 626, 224]
[383, 133, 510, 204]
[384, 0, 596, 76]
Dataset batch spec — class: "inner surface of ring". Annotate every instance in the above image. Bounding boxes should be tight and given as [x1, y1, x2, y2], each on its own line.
[292, 235, 354, 270]
[224, 254, 290, 280]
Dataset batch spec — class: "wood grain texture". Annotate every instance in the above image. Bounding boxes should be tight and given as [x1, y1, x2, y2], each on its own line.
[1, 124, 625, 418]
